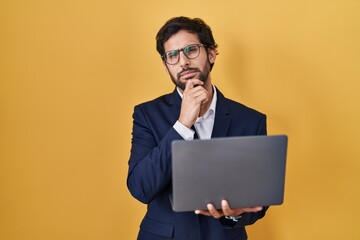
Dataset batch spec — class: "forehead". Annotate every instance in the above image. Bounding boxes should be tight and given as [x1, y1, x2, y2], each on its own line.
[163, 30, 200, 51]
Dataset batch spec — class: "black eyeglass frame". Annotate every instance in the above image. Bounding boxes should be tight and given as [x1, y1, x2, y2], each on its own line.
[161, 44, 207, 65]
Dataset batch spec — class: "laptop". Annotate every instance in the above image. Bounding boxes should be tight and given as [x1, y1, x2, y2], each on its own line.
[171, 135, 288, 212]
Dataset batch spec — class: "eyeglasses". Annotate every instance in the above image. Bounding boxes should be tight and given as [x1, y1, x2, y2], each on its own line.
[162, 44, 205, 65]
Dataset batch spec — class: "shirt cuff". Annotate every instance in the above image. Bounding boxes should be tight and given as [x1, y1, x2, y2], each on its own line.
[173, 121, 194, 140]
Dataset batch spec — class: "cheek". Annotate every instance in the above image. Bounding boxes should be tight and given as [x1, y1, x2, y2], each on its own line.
[164, 64, 178, 78]
[200, 57, 211, 71]
[167, 66, 179, 78]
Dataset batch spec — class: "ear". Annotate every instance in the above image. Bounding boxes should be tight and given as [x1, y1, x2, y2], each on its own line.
[207, 48, 217, 64]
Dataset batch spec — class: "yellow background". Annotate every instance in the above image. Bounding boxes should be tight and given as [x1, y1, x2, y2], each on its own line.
[1, 0, 359, 239]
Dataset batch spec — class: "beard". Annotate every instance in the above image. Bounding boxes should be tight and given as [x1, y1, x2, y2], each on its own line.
[169, 61, 211, 91]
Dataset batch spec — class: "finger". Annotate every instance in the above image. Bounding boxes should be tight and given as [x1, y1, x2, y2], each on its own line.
[188, 85, 209, 98]
[183, 88, 209, 107]
[195, 210, 212, 217]
[191, 88, 209, 102]
[184, 79, 204, 91]
[221, 200, 234, 216]
[207, 203, 223, 219]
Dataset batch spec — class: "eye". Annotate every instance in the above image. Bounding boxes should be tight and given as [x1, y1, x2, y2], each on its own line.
[166, 50, 178, 59]
[184, 45, 197, 54]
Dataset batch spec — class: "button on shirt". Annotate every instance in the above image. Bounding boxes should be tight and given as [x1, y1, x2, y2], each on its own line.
[173, 85, 217, 140]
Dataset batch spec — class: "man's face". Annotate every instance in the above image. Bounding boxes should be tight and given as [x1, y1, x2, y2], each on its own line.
[162, 30, 216, 90]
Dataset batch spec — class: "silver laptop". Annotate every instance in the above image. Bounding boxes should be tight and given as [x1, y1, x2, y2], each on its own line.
[171, 135, 288, 212]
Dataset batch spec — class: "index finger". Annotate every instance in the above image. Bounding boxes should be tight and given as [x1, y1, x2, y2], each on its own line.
[184, 79, 204, 91]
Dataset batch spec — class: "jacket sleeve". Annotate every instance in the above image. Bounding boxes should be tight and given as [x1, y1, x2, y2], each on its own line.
[127, 105, 182, 204]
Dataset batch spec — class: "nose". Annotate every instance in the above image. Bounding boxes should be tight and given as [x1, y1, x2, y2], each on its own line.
[179, 51, 190, 68]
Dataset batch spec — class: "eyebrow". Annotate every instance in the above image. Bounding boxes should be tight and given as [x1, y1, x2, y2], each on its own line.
[165, 43, 201, 52]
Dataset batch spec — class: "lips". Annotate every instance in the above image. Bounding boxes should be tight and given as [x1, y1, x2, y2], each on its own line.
[179, 69, 198, 79]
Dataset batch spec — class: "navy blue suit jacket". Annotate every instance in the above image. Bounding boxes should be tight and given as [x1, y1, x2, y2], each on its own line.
[127, 87, 268, 240]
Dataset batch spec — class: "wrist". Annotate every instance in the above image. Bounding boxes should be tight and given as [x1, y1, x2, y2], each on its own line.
[178, 118, 193, 129]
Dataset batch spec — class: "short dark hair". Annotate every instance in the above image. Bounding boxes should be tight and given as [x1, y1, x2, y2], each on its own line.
[156, 16, 218, 68]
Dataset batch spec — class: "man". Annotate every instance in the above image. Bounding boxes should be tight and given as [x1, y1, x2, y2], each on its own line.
[127, 16, 268, 240]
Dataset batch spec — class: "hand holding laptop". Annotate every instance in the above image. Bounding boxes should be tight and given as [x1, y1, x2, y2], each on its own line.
[194, 200, 263, 218]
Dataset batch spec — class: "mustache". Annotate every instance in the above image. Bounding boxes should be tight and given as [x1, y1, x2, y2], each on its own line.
[177, 68, 200, 79]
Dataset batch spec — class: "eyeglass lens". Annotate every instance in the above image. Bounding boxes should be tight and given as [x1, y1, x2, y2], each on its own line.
[164, 44, 201, 65]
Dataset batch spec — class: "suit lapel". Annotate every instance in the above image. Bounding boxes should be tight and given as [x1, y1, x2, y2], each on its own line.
[165, 88, 182, 124]
[211, 88, 231, 138]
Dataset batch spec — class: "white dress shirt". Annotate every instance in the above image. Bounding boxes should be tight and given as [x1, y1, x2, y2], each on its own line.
[173, 85, 217, 140]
